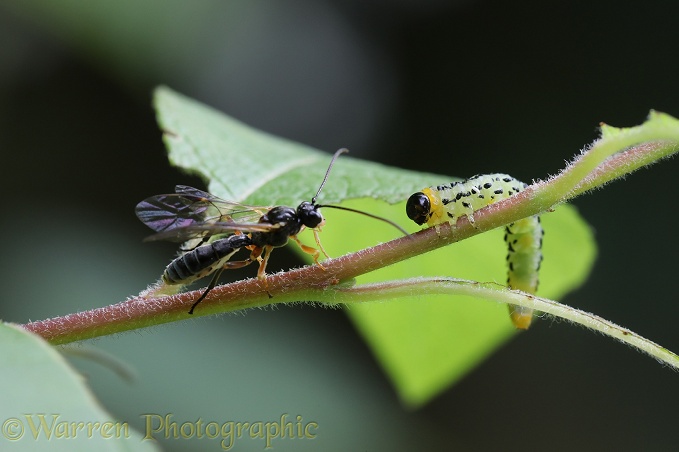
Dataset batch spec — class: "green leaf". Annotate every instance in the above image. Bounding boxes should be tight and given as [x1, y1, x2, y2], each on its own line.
[154, 86, 446, 206]
[0, 323, 157, 451]
[599, 110, 679, 140]
[153, 86, 596, 407]
[323, 200, 594, 406]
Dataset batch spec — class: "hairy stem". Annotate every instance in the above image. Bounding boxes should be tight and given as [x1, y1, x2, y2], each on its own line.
[19, 113, 679, 357]
[334, 278, 679, 370]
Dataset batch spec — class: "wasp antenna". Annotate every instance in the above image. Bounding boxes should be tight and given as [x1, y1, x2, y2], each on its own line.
[312, 148, 349, 204]
[317, 204, 409, 236]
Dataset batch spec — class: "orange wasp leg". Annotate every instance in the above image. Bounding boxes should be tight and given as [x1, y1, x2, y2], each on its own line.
[312, 228, 331, 260]
[290, 234, 326, 270]
[248, 245, 274, 298]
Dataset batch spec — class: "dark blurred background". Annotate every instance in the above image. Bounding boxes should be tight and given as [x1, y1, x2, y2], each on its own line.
[1, 1, 677, 451]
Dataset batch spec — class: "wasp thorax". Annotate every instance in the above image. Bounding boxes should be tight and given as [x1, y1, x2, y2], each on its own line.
[261, 206, 297, 224]
[405, 192, 430, 225]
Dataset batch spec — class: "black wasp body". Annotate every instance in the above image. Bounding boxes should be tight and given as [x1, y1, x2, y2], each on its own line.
[252, 203, 323, 248]
[136, 149, 407, 314]
[163, 234, 253, 285]
[137, 187, 328, 314]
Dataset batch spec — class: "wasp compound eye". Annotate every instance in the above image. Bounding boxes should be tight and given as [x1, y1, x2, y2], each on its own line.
[405, 192, 430, 225]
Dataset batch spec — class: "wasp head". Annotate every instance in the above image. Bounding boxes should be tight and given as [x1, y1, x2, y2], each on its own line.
[297, 201, 324, 228]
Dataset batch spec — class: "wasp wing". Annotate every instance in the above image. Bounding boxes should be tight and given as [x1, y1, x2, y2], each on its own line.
[135, 185, 267, 234]
[142, 221, 279, 243]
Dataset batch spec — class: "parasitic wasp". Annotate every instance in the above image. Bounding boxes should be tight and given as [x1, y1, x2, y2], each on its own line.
[137, 148, 407, 314]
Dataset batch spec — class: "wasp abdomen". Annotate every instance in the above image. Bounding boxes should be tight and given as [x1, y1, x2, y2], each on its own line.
[163, 235, 252, 285]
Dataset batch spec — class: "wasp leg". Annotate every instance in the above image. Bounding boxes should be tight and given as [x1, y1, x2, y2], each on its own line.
[188, 258, 257, 315]
[188, 267, 225, 315]
[291, 235, 326, 270]
[248, 246, 273, 298]
[247, 246, 265, 273]
[311, 229, 330, 260]
[222, 258, 254, 270]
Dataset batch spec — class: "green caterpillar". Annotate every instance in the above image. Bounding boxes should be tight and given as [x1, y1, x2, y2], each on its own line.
[406, 174, 543, 329]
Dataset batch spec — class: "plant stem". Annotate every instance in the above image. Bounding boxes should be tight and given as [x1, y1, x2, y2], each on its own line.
[334, 278, 679, 370]
[19, 113, 679, 365]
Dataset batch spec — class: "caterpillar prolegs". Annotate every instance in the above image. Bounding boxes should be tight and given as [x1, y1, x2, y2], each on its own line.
[406, 174, 544, 330]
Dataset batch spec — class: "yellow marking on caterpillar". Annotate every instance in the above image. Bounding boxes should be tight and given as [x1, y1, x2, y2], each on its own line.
[419, 187, 446, 225]
[406, 174, 543, 329]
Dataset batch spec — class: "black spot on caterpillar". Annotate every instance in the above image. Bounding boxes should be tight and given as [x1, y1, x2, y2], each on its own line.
[406, 174, 544, 329]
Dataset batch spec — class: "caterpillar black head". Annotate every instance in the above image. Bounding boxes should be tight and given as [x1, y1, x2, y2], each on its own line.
[405, 192, 432, 226]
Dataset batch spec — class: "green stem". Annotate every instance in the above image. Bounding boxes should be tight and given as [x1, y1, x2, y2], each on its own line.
[333, 278, 679, 370]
